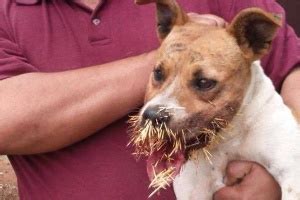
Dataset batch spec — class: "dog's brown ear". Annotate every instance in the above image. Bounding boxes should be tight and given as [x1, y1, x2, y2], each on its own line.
[135, 0, 188, 41]
[227, 8, 282, 61]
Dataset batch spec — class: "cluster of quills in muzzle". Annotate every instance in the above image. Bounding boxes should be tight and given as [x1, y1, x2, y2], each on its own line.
[128, 106, 230, 158]
[127, 107, 184, 198]
[127, 106, 229, 197]
[128, 106, 184, 159]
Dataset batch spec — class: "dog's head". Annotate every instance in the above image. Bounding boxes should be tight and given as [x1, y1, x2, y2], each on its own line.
[131, 0, 281, 187]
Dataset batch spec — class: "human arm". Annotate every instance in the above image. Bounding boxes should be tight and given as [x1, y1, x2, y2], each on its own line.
[0, 10, 229, 156]
[0, 51, 156, 155]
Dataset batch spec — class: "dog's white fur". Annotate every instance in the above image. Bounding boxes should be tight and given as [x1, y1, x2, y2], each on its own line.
[173, 61, 300, 200]
[141, 77, 188, 122]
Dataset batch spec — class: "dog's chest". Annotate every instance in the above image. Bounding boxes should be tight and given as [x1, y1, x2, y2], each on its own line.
[173, 132, 255, 200]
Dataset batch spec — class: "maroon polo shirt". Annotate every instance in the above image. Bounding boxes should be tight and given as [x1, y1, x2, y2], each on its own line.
[0, 0, 299, 199]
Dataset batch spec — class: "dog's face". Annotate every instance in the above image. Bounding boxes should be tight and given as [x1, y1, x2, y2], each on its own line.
[144, 24, 251, 148]
[132, 0, 281, 183]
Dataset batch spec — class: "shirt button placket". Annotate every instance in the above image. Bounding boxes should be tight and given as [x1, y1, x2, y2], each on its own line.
[88, 1, 112, 46]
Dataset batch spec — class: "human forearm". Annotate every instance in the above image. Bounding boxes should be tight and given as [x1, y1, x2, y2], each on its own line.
[281, 67, 300, 121]
[0, 51, 156, 155]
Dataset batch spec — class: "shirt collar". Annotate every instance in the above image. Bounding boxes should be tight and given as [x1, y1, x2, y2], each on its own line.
[16, 0, 41, 5]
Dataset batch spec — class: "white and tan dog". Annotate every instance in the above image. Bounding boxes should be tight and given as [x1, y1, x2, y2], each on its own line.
[132, 0, 300, 199]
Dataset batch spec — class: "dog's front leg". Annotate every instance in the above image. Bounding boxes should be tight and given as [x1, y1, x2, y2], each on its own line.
[241, 131, 300, 199]
[174, 160, 216, 200]
[174, 151, 228, 200]
[268, 165, 300, 199]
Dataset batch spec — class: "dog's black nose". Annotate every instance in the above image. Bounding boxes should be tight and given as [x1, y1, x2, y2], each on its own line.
[142, 106, 171, 125]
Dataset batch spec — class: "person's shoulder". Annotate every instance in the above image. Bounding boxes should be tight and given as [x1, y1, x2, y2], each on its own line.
[223, 0, 284, 21]
[0, 0, 11, 5]
[0, 0, 18, 17]
[233, 0, 284, 12]
[0, 1, 11, 26]
[0, 0, 20, 36]
[0, 0, 16, 8]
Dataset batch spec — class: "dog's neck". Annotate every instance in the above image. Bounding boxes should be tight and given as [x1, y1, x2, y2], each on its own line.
[240, 61, 277, 122]
[224, 61, 288, 139]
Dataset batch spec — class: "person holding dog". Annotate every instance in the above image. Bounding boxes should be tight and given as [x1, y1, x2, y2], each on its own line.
[0, 0, 298, 199]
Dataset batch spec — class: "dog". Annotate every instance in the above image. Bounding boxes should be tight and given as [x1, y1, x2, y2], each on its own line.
[130, 0, 300, 199]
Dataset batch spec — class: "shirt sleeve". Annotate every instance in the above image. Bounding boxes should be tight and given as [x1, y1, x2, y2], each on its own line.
[0, 27, 39, 81]
[217, 0, 300, 91]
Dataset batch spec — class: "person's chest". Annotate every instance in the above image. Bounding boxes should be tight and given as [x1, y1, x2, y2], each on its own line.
[75, 0, 99, 10]
[10, 0, 222, 72]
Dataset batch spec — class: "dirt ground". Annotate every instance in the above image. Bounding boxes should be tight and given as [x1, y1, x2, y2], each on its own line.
[0, 156, 18, 200]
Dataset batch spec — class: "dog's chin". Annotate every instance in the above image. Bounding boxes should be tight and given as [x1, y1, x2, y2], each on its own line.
[145, 135, 211, 182]
[145, 127, 212, 182]
[134, 117, 217, 182]
[146, 149, 185, 181]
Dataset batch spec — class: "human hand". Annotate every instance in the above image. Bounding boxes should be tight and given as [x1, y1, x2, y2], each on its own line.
[213, 161, 281, 200]
[188, 13, 227, 27]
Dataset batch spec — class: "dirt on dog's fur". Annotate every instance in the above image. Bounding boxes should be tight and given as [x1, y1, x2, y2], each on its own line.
[0, 156, 18, 200]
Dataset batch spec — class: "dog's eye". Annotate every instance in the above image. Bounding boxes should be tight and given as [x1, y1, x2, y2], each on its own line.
[194, 78, 217, 91]
[153, 67, 164, 82]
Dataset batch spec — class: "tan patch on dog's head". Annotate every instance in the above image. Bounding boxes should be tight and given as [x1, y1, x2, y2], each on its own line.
[145, 25, 250, 145]
[138, 0, 281, 150]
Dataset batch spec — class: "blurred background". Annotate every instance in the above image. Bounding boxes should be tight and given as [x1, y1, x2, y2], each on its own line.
[278, 0, 300, 36]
